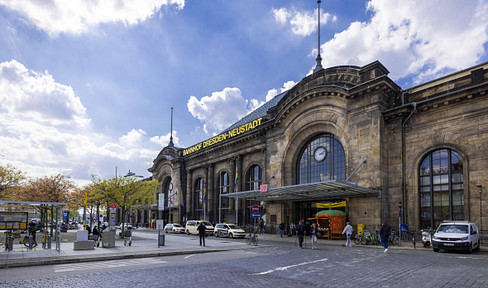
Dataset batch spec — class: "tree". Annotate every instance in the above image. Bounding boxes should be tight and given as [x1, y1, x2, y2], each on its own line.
[99, 176, 159, 237]
[0, 164, 27, 200]
[18, 174, 75, 231]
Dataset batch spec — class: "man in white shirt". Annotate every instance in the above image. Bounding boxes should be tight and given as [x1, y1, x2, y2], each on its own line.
[342, 222, 353, 247]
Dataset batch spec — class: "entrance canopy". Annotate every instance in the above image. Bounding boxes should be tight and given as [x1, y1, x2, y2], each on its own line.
[221, 180, 380, 202]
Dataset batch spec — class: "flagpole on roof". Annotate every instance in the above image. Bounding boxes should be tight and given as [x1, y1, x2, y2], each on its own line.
[169, 107, 174, 147]
[313, 0, 323, 73]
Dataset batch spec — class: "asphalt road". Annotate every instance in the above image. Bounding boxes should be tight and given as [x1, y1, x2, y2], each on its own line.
[1, 236, 487, 288]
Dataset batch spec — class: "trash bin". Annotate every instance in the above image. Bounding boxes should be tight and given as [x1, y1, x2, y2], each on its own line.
[101, 230, 116, 248]
[357, 224, 365, 236]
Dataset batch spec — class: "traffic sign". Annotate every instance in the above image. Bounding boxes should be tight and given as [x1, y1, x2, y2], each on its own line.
[251, 213, 261, 218]
[252, 205, 259, 213]
[260, 184, 268, 192]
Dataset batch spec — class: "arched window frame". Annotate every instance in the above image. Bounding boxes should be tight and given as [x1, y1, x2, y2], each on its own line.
[247, 165, 263, 191]
[218, 171, 230, 209]
[194, 177, 203, 211]
[419, 148, 464, 228]
[296, 133, 345, 184]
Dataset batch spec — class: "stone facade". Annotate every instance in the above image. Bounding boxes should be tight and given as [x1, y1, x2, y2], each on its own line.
[150, 60, 488, 233]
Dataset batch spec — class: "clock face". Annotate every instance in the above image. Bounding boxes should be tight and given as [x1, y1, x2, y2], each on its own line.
[313, 146, 327, 162]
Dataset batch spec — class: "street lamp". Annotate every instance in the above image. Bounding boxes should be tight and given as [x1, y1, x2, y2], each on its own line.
[123, 170, 143, 227]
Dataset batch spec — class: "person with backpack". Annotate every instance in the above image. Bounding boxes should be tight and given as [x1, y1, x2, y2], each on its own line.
[379, 222, 391, 252]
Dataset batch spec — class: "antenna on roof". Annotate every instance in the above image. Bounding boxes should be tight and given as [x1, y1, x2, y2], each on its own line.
[313, 0, 323, 73]
[169, 107, 174, 147]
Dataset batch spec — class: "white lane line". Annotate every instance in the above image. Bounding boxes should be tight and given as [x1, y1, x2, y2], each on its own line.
[251, 258, 329, 275]
[54, 258, 167, 273]
[184, 254, 195, 259]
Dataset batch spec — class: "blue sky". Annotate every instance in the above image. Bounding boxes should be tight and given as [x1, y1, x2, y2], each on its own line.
[0, 0, 487, 186]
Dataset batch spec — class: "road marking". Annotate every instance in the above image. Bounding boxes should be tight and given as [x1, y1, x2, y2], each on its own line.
[251, 258, 329, 275]
[54, 258, 167, 273]
[184, 254, 195, 259]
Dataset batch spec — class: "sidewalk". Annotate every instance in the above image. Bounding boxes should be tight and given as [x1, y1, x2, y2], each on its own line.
[1, 229, 486, 269]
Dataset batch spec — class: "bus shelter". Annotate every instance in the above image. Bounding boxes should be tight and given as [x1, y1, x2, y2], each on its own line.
[0, 200, 66, 252]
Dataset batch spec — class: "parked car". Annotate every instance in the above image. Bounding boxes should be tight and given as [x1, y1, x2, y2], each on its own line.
[60, 222, 68, 232]
[214, 223, 246, 239]
[164, 223, 185, 234]
[68, 222, 78, 230]
[185, 220, 214, 236]
[432, 221, 480, 253]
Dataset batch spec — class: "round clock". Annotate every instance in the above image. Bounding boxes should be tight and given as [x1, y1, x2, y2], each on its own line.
[313, 146, 327, 162]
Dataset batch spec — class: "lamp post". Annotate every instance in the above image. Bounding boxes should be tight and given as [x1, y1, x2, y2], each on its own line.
[124, 170, 143, 228]
[476, 184, 482, 232]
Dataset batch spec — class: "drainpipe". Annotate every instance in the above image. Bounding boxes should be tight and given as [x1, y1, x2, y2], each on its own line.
[401, 102, 417, 227]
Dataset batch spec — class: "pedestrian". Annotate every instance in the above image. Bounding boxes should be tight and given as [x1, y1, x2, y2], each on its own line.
[342, 222, 353, 247]
[86, 225, 91, 235]
[279, 222, 285, 238]
[296, 220, 304, 248]
[93, 226, 99, 236]
[310, 223, 318, 249]
[379, 222, 391, 252]
[197, 222, 206, 246]
[259, 220, 264, 234]
[28, 221, 38, 247]
[290, 223, 295, 236]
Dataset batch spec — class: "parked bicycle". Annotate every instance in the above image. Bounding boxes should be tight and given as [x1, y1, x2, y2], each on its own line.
[245, 227, 258, 246]
[41, 230, 50, 249]
[4, 230, 33, 247]
[389, 230, 400, 246]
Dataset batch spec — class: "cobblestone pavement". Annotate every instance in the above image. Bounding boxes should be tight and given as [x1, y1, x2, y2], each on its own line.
[1, 240, 487, 288]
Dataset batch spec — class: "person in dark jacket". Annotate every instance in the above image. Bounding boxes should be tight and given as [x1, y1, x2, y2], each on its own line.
[197, 222, 206, 246]
[279, 222, 285, 238]
[296, 220, 305, 249]
[379, 222, 391, 252]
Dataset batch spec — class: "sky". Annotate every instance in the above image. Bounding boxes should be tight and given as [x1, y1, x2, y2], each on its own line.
[0, 0, 487, 187]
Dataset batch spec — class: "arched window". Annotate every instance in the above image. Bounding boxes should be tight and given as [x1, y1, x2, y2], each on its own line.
[419, 149, 464, 228]
[218, 171, 229, 209]
[247, 165, 263, 190]
[297, 134, 345, 184]
[194, 178, 204, 211]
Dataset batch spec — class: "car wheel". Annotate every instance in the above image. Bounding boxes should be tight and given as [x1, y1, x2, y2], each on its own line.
[186, 230, 190, 235]
[474, 240, 480, 251]
[433, 247, 440, 252]
[467, 242, 473, 254]
[229, 233, 233, 239]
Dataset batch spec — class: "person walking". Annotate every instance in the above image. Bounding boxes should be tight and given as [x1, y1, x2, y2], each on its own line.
[379, 222, 391, 252]
[259, 220, 264, 235]
[342, 222, 353, 247]
[197, 222, 206, 246]
[279, 222, 285, 238]
[290, 223, 295, 236]
[296, 220, 305, 249]
[310, 223, 318, 250]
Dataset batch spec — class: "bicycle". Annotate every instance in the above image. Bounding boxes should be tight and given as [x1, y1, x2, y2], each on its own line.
[388, 230, 400, 246]
[354, 233, 365, 245]
[41, 230, 50, 249]
[8, 230, 33, 247]
[245, 227, 258, 246]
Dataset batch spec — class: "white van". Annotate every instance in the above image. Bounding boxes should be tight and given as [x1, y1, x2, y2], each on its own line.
[432, 221, 480, 253]
[185, 220, 214, 236]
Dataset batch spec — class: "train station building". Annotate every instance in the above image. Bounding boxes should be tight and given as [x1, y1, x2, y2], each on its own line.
[149, 60, 488, 233]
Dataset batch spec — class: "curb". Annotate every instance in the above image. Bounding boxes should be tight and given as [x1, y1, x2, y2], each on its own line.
[0, 245, 264, 269]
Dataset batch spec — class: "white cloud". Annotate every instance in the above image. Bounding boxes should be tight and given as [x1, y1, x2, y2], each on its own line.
[273, 7, 336, 36]
[187, 87, 263, 136]
[0, 60, 168, 185]
[0, 0, 185, 37]
[319, 0, 488, 84]
[266, 80, 297, 102]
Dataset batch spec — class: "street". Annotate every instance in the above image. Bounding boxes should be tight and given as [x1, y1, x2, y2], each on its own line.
[1, 234, 488, 288]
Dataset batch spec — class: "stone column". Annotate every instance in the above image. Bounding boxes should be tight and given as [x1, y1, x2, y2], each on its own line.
[229, 158, 236, 211]
[186, 170, 192, 216]
[235, 155, 242, 225]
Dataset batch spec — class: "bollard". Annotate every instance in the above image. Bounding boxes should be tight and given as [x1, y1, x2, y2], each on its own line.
[29, 234, 33, 250]
[47, 234, 52, 249]
[8, 236, 13, 251]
